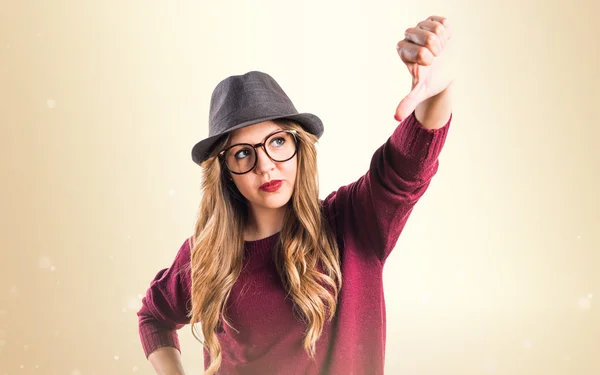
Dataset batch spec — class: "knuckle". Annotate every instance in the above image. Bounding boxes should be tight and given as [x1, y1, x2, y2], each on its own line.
[424, 35, 439, 55]
[399, 48, 411, 63]
[416, 47, 432, 64]
[396, 40, 406, 52]
[425, 34, 437, 47]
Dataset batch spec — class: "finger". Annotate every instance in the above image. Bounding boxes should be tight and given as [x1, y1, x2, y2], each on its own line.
[416, 20, 449, 47]
[396, 40, 435, 65]
[404, 27, 442, 57]
[394, 86, 424, 122]
[394, 94, 417, 122]
[426, 15, 449, 27]
[427, 16, 452, 39]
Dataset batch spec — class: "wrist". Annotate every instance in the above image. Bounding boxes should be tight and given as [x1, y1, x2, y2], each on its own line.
[415, 82, 453, 130]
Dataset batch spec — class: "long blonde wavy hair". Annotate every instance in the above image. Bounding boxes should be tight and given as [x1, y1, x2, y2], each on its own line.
[188, 119, 342, 375]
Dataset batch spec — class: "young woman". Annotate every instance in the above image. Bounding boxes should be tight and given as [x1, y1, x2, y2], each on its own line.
[138, 15, 454, 375]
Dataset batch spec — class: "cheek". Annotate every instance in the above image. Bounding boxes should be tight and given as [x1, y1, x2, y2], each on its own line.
[281, 160, 297, 182]
[233, 177, 254, 195]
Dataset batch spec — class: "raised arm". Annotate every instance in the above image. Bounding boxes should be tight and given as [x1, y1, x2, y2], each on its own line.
[323, 109, 450, 263]
[323, 15, 454, 263]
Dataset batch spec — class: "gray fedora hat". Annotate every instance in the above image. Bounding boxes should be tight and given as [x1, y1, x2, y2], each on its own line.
[191, 71, 324, 166]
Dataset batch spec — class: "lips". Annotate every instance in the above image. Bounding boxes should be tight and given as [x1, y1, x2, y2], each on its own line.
[259, 180, 283, 192]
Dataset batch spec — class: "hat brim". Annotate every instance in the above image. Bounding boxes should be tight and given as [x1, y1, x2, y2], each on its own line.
[191, 112, 324, 166]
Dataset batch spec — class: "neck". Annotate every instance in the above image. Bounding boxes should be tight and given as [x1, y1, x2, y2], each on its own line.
[245, 204, 288, 241]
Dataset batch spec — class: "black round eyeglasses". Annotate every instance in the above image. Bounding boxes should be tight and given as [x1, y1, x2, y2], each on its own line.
[218, 130, 299, 175]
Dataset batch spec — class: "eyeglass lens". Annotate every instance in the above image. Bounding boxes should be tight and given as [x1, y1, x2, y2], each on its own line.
[225, 131, 296, 174]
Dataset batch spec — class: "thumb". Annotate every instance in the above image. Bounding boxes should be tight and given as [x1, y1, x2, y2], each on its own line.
[394, 85, 424, 122]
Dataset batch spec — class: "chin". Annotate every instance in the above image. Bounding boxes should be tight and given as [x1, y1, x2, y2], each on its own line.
[259, 194, 293, 209]
[254, 188, 294, 209]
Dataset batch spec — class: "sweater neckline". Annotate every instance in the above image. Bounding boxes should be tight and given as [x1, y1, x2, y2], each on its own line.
[244, 231, 280, 253]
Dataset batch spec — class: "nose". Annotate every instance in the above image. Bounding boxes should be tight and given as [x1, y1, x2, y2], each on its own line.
[253, 146, 276, 174]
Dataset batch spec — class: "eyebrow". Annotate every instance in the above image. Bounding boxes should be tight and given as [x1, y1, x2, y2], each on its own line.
[229, 128, 283, 146]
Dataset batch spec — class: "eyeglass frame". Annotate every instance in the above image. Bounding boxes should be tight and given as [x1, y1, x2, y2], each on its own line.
[218, 129, 299, 175]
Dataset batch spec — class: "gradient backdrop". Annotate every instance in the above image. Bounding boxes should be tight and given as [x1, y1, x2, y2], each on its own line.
[1, 0, 599, 374]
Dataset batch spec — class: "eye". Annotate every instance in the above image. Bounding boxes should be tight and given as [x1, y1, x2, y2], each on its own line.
[234, 148, 252, 160]
[270, 136, 286, 147]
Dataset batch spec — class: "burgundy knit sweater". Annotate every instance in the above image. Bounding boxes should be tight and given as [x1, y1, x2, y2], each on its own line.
[137, 111, 451, 374]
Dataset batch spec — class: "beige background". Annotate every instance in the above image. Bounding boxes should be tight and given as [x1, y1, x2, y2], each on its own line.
[1, 0, 599, 374]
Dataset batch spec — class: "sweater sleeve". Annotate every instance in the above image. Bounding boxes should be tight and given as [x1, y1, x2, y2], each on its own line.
[137, 237, 193, 358]
[323, 111, 451, 263]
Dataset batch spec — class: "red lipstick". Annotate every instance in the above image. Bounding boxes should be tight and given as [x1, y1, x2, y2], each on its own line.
[259, 180, 283, 192]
